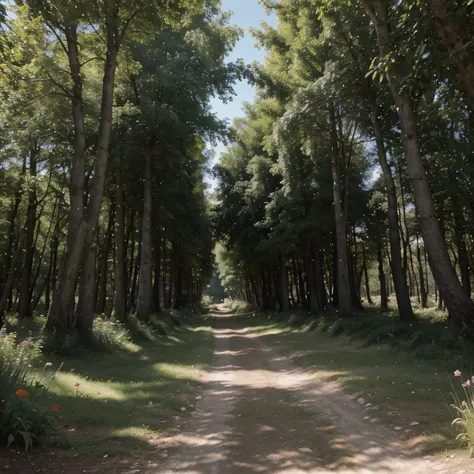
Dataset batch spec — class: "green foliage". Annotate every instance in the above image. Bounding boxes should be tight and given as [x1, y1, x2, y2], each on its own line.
[224, 299, 254, 314]
[201, 294, 213, 308]
[0, 332, 57, 450]
[450, 371, 474, 457]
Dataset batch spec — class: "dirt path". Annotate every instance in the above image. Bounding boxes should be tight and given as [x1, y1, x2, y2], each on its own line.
[158, 310, 472, 474]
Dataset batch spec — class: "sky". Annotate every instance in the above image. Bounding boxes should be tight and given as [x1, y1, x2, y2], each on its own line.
[207, 0, 277, 173]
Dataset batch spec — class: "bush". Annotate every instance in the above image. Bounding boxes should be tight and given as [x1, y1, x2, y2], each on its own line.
[201, 295, 213, 308]
[93, 317, 131, 350]
[0, 331, 58, 450]
[225, 299, 253, 313]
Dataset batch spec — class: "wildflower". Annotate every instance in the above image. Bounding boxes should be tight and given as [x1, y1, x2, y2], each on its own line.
[74, 383, 80, 387]
[15, 389, 29, 397]
[20, 340, 30, 346]
[454, 370, 462, 377]
[462, 380, 471, 388]
[45, 362, 53, 367]
[51, 405, 61, 413]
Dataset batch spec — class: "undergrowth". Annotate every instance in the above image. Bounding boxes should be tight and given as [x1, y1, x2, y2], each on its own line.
[1, 306, 207, 452]
[262, 307, 473, 363]
[0, 331, 58, 450]
[4, 307, 201, 358]
[224, 299, 254, 313]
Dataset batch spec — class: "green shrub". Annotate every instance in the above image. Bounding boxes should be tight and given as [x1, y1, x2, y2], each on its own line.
[0, 332, 58, 450]
[93, 317, 131, 350]
[201, 295, 213, 308]
[225, 299, 253, 313]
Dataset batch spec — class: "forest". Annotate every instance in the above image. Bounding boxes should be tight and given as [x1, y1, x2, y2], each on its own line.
[2, 0, 474, 471]
[0, 0, 241, 334]
[214, 0, 474, 330]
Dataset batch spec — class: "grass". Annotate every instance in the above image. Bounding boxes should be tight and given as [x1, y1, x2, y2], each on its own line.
[240, 305, 473, 454]
[2, 312, 213, 459]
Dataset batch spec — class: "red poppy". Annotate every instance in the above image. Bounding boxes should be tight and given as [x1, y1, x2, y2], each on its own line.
[51, 405, 61, 413]
[15, 389, 29, 397]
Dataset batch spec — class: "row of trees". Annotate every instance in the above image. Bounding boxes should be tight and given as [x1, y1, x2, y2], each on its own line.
[0, 1, 241, 339]
[213, 0, 474, 330]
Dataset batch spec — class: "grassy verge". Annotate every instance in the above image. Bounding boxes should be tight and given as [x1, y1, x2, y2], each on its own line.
[242, 307, 472, 454]
[2, 311, 213, 459]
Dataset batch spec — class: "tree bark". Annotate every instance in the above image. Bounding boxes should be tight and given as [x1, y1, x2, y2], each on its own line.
[452, 193, 471, 297]
[0, 234, 23, 323]
[416, 237, 428, 308]
[377, 243, 389, 311]
[304, 245, 319, 314]
[362, 243, 373, 305]
[367, 94, 414, 320]
[153, 237, 162, 313]
[136, 150, 153, 322]
[32, 197, 59, 310]
[329, 104, 352, 315]
[47, 17, 120, 334]
[113, 167, 127, 322]
[76, 246, 96, 340]
[278, 252, 290, 312]
[2, 156, 26, 298]
[65, 24, 87, 250]
[96, 199, 114, 315]
[19, 146, 38, 319]
[361, 0, 474, 328]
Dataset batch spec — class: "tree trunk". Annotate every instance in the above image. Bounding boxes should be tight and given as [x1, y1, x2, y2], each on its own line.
[329, 104, 352, 315]
[452, 193, 471, 297]
[96, 200, 114, 315]
[2, 156, 26, 299]
[367, 94, 414, 320]
[416, 238, 428, 308]
[47, 18, 119, 334]
[423, 0, 474, 109]
[65, 24, 87, 251]
[278, 251, 290, 313]
[362, 243, 373, 305]
[0, 234, 23, 323]
[408, 243, 420, 304]
[361, 0, 474, 328]
[32, 197, 59, 310]
[76, 246, 96, 339]
[316, 249, 326, 308]
[129, 257, 139, 311]
[19, 146, 38, 319]
[136, 150, 153, 322]
[377, 243, 389, 311]
[153, 238, 162, 313]
[291, 257, 301, 306]
[304, 245, 319, 314]
[113, 167, 127, 321]
[168, 244, 175, 309]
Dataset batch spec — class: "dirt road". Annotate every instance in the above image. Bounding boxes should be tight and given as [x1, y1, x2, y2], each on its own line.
[159, 310, 471, 474]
